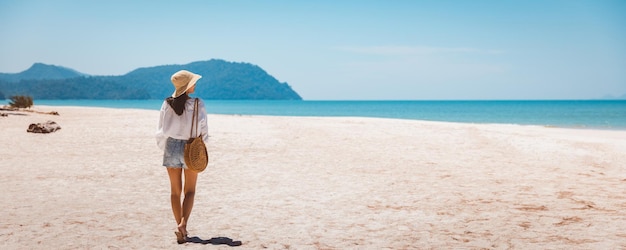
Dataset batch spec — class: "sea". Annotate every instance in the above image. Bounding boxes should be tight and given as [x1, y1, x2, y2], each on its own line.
[3, 100, 626, 130]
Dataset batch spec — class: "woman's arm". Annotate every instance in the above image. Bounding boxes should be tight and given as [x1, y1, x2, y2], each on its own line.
[198, 99, 210, 143]
[155, 100, 168, 150]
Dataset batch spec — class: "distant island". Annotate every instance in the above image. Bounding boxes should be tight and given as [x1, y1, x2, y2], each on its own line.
[0, 60, 302, 100]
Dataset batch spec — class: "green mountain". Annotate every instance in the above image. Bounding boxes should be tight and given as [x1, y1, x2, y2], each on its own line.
[0, 60, 302, 100]
[0, 63, 85, 82]
[0, 77, 150, 100]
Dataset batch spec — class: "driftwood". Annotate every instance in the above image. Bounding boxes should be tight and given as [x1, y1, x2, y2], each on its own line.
[22, 109, 60, 115]
[0, 107, 19, 111]
[0, 112, 27, 117]
[27, 121, 61, 134]
[0, 106, 59, 116]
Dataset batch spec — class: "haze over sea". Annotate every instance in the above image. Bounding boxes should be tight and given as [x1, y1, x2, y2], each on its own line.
[6, 99, 625, 130]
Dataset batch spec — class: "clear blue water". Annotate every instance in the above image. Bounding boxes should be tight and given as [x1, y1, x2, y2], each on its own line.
[4, 99, 625, 129]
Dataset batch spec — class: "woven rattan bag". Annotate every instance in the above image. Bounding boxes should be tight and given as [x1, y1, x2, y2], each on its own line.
[184, 98, 208, 172]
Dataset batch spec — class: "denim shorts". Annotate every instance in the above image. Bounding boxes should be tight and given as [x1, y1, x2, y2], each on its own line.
[163, 137, 188, 169]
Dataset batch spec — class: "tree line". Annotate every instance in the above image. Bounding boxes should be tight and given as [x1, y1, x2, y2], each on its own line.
[0, 59, 302, 100]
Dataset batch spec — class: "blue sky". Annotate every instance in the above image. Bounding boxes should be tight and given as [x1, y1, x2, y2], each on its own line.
[1, 0, 625, 100]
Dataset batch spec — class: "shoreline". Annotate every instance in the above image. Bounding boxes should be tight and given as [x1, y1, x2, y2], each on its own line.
[1, 105, 625, 248]
[3, 99, 625, 130]
[4, 104, 626, 132]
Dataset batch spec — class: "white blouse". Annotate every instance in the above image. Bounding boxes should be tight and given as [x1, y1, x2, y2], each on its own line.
[156, 98, 209, 150]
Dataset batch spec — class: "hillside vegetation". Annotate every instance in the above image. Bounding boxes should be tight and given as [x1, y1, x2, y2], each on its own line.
[0, 59, 301, 100]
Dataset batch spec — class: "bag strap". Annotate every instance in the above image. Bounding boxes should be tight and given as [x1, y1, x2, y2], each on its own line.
[189, 98, 199, 138]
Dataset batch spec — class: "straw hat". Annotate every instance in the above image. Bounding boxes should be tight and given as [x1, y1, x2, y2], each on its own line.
[171, 70, 202, 98]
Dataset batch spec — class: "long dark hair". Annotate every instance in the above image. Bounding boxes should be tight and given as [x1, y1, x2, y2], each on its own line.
[166, 93, 190, 116]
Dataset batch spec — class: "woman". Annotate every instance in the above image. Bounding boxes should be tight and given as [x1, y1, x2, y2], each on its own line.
[156, 70, 209, 244]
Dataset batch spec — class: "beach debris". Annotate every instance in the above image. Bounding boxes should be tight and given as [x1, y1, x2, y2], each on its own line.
[0, 112, 28, 117]
[27, 120, 61, 134]
[1, 106, 60, 116]
[22, 109, 60, 115]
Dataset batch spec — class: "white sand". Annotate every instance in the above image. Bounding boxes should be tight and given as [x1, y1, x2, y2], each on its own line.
[1, 106, 625, 249]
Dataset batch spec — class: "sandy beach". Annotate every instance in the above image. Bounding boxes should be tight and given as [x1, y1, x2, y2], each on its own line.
[1, 105, 625, 249]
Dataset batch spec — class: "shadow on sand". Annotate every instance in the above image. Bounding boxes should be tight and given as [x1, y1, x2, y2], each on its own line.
[186, 236, 242, 246]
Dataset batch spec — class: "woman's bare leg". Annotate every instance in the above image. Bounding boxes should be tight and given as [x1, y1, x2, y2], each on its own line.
[166, 168, 184, 232]
[178, 169, 198, 236]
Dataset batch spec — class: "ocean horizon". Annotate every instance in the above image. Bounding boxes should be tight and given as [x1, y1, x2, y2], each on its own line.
[3, 99, 625, 130]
